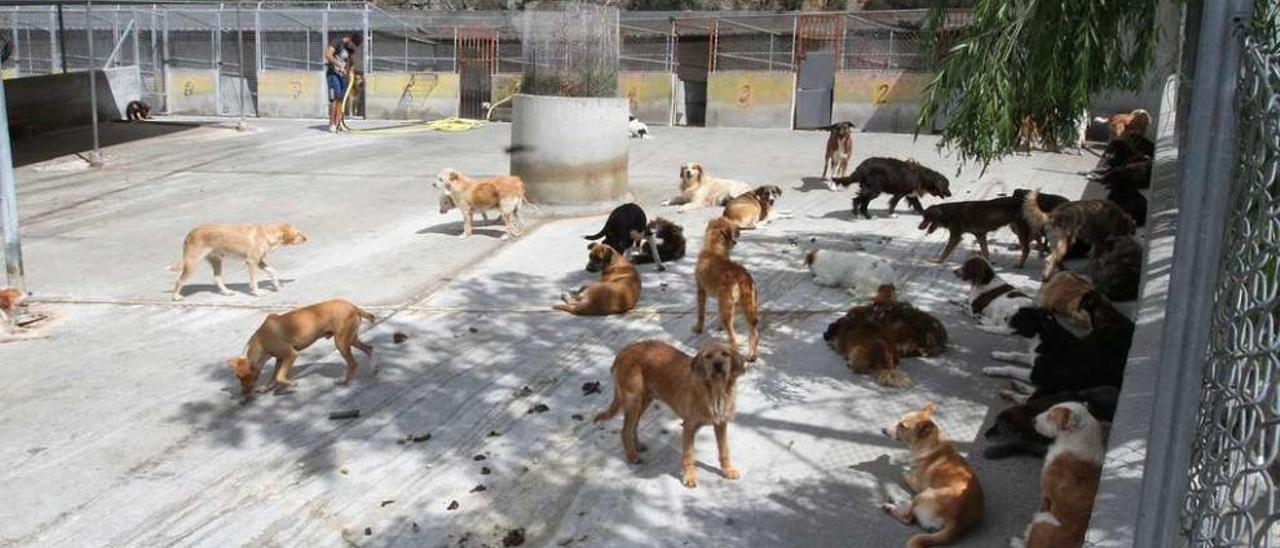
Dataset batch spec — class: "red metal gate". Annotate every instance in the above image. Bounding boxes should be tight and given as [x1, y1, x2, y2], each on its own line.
[456, 27, 497, 120]
[793, 14, 845, 69]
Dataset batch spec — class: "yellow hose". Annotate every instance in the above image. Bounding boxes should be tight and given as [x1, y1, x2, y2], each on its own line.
[345, 116, 486, 135]
[338, 70, 357, 131]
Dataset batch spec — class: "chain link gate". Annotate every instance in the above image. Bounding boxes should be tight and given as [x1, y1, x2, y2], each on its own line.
[1180, 6, 1280, 547]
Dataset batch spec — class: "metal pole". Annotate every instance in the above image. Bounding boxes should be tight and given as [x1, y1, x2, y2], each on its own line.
[213, 7, 221, 115]
[131, 9, 139, 68]
[56, 4, 66, 72]
[236, 0, 246, 130]
[86, 1, 101, 166]
[0, 79, 22, 291]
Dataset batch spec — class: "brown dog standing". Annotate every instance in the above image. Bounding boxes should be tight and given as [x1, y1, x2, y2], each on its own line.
[822, 121, 855, 178]
[594, 340, 746, 488]
[554, 243, 641, 316]
[229, 299, 376, 397]
[171, 224, 308, 301]
[882, 403, 985, 548]
[694, 217, 760, 361]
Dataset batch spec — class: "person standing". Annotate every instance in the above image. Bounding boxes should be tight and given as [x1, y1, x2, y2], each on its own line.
[325, 32, 362, 133]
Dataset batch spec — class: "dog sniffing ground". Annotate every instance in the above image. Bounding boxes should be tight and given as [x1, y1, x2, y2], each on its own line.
[0, 118, 1106, 546]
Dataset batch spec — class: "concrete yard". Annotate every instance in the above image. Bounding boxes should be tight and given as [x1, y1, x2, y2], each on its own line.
[0, 119, 1102, 547]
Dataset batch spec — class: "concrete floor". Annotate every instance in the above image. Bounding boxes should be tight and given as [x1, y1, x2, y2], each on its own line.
[0, 118, 1101, 547]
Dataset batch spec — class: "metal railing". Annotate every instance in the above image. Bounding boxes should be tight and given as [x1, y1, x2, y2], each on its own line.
[1179, 9, 1280, 546]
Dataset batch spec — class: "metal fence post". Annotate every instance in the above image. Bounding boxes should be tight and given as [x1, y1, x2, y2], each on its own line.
[131, 9, 139, 68]
[86, 1, 101, 166]
[1131, 0, 1252, 546]
[214, 7, 222, 115]
[236, 0, 246, 130]
[49, 7, 59, 73]
[11, 13, 19, 75]
[0, 79, 22, 291]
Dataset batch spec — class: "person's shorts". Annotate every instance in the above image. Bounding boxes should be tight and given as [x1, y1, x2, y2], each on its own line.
[327, 72, 346, 102]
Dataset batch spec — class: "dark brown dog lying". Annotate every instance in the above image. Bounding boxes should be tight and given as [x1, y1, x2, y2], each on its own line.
[918, 197, 1033, 266]
[823, 291, 909, 388]
[230, 299, 376, 397]
[1023, 192, 1137, 280]
[630, 217, 686, 267]
[554, 243, 641, 316]
[846, 285, 948, 360]
[694, 217, 760, 361]
[595, 340, 746, 488]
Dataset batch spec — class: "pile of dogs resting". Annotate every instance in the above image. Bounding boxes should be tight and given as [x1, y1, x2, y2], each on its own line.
[0, 112, 1149, 547]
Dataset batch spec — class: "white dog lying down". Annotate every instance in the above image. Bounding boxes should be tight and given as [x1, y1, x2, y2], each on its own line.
[629, 116, 653, 140]
[804, 248, 899, 297]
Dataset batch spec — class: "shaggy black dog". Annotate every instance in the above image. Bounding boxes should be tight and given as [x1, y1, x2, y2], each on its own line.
[1107, 184, 1149, 228]
[1097, 133, 1154, 171]
[983, 386, 1119, 459]
[829, 157, 952, 219]
[998, 292, 1135, 399]
[1091, 158, 1152, 190]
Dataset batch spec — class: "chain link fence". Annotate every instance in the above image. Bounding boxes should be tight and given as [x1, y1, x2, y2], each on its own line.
[1180, 11, 1280, 547]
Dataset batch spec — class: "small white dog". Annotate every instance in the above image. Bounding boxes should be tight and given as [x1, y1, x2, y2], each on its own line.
[804, 249, 898, 297]
[953, 255, 1035, 334]
[628, 116, 653, 140]
[1010, 402, 1105, 548]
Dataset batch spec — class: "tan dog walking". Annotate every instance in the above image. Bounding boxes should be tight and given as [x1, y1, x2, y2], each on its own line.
[595, 340, 745, 488]
[170, 224, 308, 301]
[434, 168, 526, 240]
[229, 299, 375, 397]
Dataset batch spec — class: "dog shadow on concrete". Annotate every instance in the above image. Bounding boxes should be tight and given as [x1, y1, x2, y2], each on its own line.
[418, 220, 507, 239]
[171, 280, 297, 300]
[795, 176, 834, 193]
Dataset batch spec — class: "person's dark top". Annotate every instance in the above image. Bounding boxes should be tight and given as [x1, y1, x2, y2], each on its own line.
[327, 37, 353, 75]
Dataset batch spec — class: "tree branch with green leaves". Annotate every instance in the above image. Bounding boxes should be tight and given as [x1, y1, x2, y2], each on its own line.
[916, 0, 1159, 168]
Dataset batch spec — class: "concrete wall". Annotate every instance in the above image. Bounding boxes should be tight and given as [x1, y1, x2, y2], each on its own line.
[832, 70, 933, 133]
[619, 72, 673, 126]
[5, 67, 140, 133]
[365, 72, 460, 120]
[257, 70, 326, 119]
[706, 71, 795, 129]
[166, 68, 218, 115]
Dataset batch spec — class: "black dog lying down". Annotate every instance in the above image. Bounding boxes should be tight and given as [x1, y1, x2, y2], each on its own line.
[985, 295, 1134, 399]
[983, 385, 1119, 459]
[630, 217, 685, 267]
[829, 157, 952, 219]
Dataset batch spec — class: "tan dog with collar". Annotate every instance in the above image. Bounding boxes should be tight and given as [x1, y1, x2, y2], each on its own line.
[595, 340, 746, 488]
[882, 402, 985, 548]
[170, 224, 308, 301]
[694, 217, 760, 361]
[229, 299, 375, 397]
[554, 243, 641, 316]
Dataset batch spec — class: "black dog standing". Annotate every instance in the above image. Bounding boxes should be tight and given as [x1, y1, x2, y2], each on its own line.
[829, 157, 952, 219]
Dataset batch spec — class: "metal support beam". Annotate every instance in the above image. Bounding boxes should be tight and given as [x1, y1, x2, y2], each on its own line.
[235, 0, 246, 130]
[1132, 0, 1252, 546]
[86, 1, 101, 166]
[0, 79, 22, 291]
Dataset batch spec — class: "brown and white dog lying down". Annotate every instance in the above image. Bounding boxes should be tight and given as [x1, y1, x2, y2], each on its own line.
[1095, 108, 1151, 141]
[663, 162, 753, 212]
[694, 217, 760, 361]
[553, 243, 641, 316]
[1038, 271, 1095, 331]
[1022, 191, 1137, 281]
[822, 121, 855, 179]
[1010, 402, 1105, 548]
[954, 255, 1035, 333]
[882, 402, 985, 548]
[823, 287, 909, 388]
[594, 340, 746, 488]
[170, 224, 308, 301]
[722, 185, 788, 229]
[434, 168, 526, 240]
[229, 299, 376, 397]
[918, 197, 1034, 266]
[630, 217, 686, 267]
[0, 287, 25, 333]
